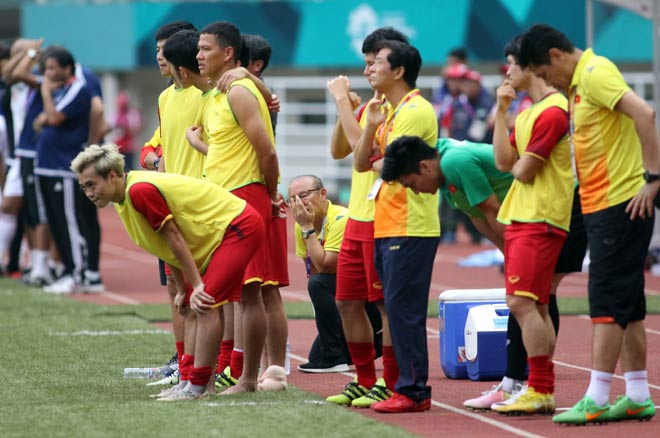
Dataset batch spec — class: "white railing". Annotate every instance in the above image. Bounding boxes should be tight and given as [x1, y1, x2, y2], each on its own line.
[268, 72, 655, 201]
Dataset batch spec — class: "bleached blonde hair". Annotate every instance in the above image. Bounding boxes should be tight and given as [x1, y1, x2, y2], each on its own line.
[71, 143, 125, 178]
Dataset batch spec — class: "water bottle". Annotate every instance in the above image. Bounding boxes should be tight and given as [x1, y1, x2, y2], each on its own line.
[284, 338, 291, 375]
[123, 365, 172, 379]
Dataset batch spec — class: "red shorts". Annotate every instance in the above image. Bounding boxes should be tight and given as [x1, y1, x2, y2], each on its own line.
[336, 224, 383, 302]
[231, 183, 271, 285]
[504, 222, 567, 304]
[185, 205, 266, 304]
[264, 215, 289, 287]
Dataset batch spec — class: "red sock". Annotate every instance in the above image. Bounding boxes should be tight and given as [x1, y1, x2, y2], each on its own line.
[217, 340, 234, 373]
[382, 346, 399, 391]
[230, 349, 244, 378]
[548, 360, 555, 394]
[527, 355, 552, 394]
[179, 354, 195, 381]
[175, 341, 184, 366]
[189, 366, 213, 387]
[347, 342, 376, 389]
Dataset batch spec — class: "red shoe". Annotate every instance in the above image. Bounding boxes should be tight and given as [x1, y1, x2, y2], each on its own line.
[371, 392, 431, 413]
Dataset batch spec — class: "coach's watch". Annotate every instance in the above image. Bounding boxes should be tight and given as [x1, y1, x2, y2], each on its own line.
[643, 170, 660, 183]
[301, 229, 316, 239]
[153, 158, 161, 170]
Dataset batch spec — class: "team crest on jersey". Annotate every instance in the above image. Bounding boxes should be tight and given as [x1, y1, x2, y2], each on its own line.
[508, 276, 520, 284]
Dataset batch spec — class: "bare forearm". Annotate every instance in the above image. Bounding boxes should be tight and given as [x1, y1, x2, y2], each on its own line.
[354, 124, 378, 172]
[304, 235, 336, 273]
[492, 110, 517, 172]
[163, 227, 203, 289]
[637, 115, 660, 173]
[259, 152, 280, 199]
[330, 119, 351, 159]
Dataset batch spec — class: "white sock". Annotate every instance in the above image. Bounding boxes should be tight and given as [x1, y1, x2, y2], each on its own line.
[585, 370, 613, 406]
[0, 213, 17, 265]
[624, 370, 650, 403]
[501, 376, 523, 393]
[84, 270, 100, 281]
[187, 383, 206, 395]
[30, 249, 50, 278]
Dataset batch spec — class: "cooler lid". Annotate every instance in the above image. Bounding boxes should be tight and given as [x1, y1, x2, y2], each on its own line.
[439, 288, 506, 302]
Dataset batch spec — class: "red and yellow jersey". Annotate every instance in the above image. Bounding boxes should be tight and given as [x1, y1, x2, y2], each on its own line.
[114, 171, 246, 273]
[498, 93, 574, 231]
[158, 84, 206, 178]
[569, 48, 644, 214]
[347, 101, 380, 223]
[373, 89, 439, 238]
[204, 78, 274, 190]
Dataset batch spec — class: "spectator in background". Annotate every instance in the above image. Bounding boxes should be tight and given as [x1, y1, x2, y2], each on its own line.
[112, 91, 143, 172]
[432, 47, 468, 134]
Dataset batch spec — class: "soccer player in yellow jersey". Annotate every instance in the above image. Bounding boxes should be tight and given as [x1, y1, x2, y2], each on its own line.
[136, 21, 197, 390]
[490, 35, 573, 416]
[354, 40, 439, 414]
[325, 28, 409, 408]
[520, 24, 659, 425]
[140, 21, 195, 171]
[72, 144, 265, 401]
[197, 21, 280, 394]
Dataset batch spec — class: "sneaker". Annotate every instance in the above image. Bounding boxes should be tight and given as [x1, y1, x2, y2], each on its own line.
[552, 395, 611, 425]
[83, 277, 105, 293]
[157, 387, 204, 401]
[214, 366, 237, 390]
[326, 379, 368, 406]
[372, 392, 431, 413]
[298, 361, 349, 373]
[352, 378, 393, 408]
[150, 380, 186, 398]
[464, 382, 512, 411]
[147, 369, 180, 387]
[490, 383, 525, 410]
[165, 353, 178, 367]
[43, 275, 79, 294]
[492, 387, 555, 415]
[23, 272, 53, 287]
[608, 395, 655, 422]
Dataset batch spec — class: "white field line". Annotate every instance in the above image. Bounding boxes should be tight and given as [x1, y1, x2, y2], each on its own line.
[97, 291, 141, 305]
[289, 352, 544, 438]
[49, 329, 170, 336]
[201, 400, 326, 407]
[101, 243, 155, 265]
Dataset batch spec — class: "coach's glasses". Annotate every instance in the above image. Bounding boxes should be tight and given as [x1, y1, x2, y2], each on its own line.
[287, 188, 321, 205]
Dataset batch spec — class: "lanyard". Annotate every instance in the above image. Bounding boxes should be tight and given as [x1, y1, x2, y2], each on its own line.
[376, 90, 421, 150]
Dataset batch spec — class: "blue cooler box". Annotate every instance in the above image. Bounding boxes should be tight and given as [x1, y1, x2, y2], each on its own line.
[465, 304, 509, 381]
[438, 289, 505, 379]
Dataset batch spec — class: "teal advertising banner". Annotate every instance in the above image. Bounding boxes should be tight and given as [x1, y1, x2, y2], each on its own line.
[22, 0, 651, 70]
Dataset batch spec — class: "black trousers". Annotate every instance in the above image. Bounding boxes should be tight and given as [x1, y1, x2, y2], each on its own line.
[307, 273, 382, 364]
[39, 175, 100, 280]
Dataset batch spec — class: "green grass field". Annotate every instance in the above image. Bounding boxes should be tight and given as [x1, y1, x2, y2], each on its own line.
[0, 278, 413, 438]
